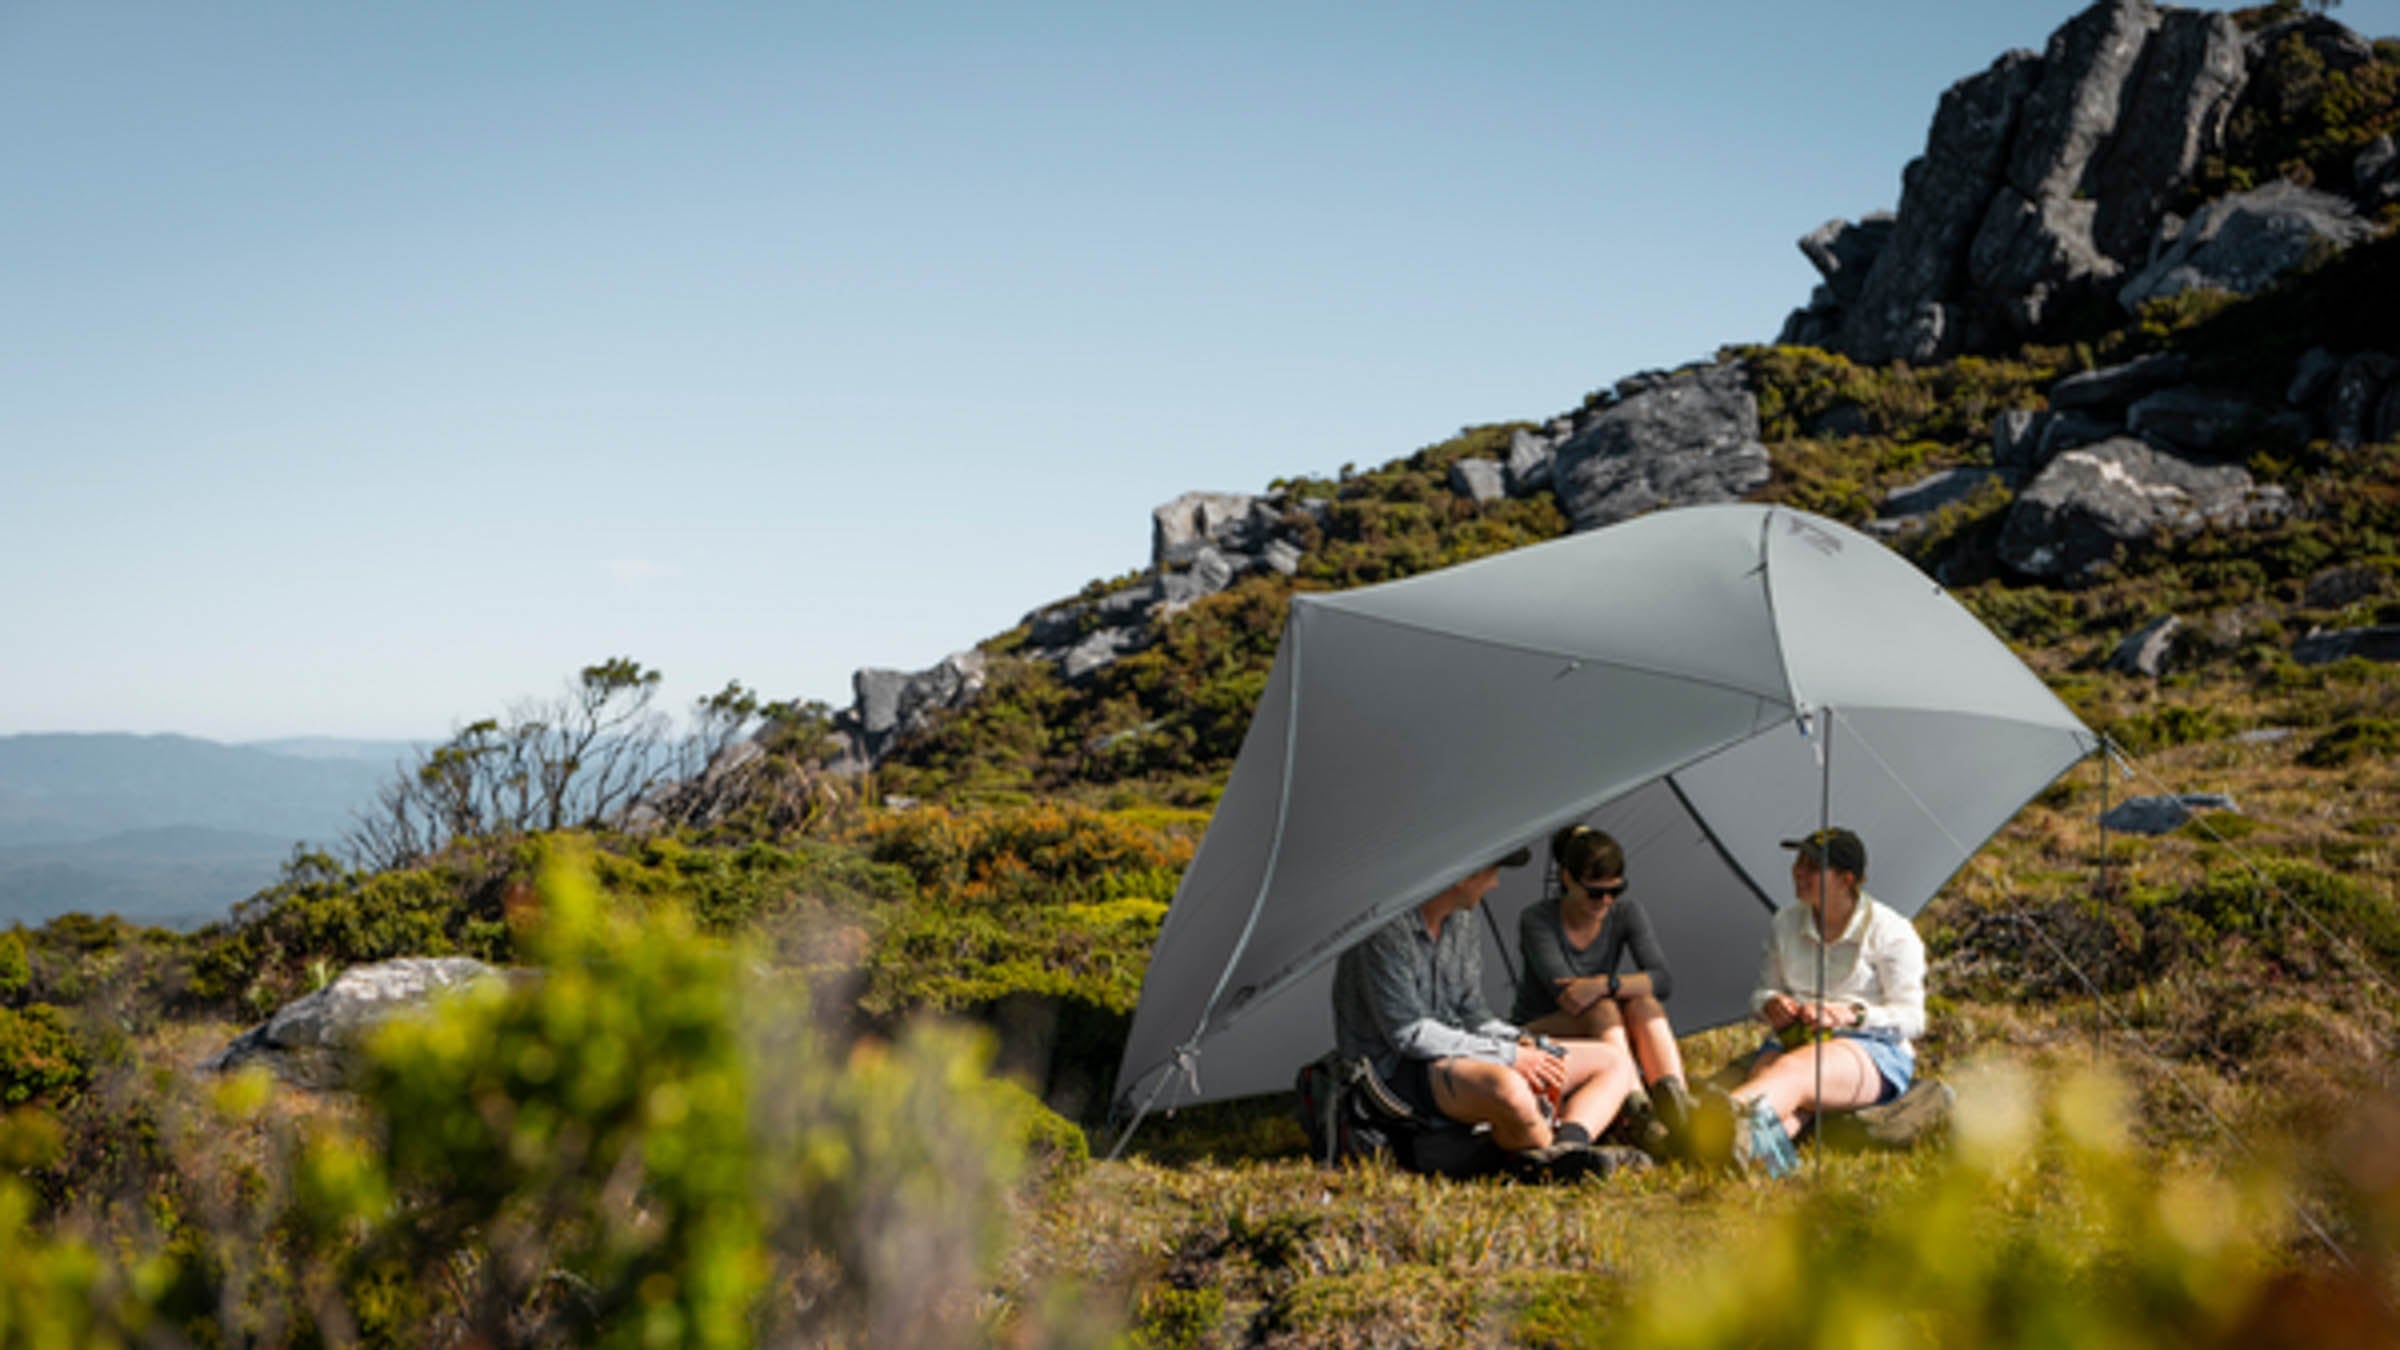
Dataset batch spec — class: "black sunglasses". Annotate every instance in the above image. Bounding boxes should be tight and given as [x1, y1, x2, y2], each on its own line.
[1579, 876, 1628, 897]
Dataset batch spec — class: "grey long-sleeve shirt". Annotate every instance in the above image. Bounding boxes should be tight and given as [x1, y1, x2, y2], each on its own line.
[1332, 905, 1521, 1086]
[1510, 895, 1674, 1024]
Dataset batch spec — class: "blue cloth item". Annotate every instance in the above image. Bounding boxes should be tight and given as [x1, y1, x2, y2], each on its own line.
[1743, 1096, 1800, 1177]
[1751, 1028, 1915, 1103]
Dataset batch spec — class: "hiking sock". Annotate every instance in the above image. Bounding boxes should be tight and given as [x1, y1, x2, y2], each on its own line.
[1553, 1122, 1592, 1147]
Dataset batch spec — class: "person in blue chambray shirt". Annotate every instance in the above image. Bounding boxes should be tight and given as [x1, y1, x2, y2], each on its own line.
[1332, 847, 1640, 1162]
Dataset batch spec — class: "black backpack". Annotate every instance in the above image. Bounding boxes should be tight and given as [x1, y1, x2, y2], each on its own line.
[1293, 1051, 1505, 1178]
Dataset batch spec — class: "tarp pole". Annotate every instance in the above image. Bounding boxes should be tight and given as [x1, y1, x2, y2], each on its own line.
[1813, 705, 1831, 1170]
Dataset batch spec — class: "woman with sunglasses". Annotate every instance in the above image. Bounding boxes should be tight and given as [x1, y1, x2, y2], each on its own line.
[1511, 824, 1697, 1139]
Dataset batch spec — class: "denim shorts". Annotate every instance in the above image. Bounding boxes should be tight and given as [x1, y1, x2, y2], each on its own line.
[1753, 1029, 1915, 1103]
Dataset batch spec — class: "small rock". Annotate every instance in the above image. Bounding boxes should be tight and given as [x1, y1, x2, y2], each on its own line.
[2293, 626, 2400, 667]
[1449, 458, 1508, 504]
[1504, 428, 1555, 495]
[1062, 626, 1148, 681]
[1993, 409, 2044, 471]
[2107, 614, 2182, 677]
[2100, 793, 2239, 835]
[2304, 564, 2386, 611]
[1880, 466, 2000, 521]
[1260, 539, 1304, 577]
[2235, 728, 2293, 745]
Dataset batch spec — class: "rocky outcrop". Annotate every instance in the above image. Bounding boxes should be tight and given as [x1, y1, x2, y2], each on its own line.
[1869, 467, 2002, 540]
[205, 957, 498, 1088]
[1996, 436, 2289, 583]
[2127, 385, 2308, 457]
[2116, 181, 2377, 311]
[1550, 362, 1770, 532]
[1786, 1, 2391, 362]
[837, 651, 988, 766]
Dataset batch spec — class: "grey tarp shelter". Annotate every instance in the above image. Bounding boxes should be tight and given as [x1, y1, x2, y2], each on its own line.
[1113, 503, 2097, 1123]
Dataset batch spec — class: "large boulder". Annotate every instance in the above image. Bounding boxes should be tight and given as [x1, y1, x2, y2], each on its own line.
[2117, 181, 2378, 311]
[2358, 135, 2400, 206]
[1504, 428, 1556, 495]
[1996, 435, 2290, 583]
[205, 957, 499, 1088]
[1799, 213, 1897, 307]
[1449, 458, 1508, 504]
[2087, 7, 2249, 261]
[1549, 362, 1771, 532]
[2049, 352, 2190, 411]
[2107, 614, 2183, 677]
[2328, 353, 2399, 448]
[2292, 626, 2400, 666]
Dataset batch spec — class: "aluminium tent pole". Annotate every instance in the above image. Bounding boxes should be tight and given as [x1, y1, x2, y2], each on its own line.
[1814, 705, 1831, 1170]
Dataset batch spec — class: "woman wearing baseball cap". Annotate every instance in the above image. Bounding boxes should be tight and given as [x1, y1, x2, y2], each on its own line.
[1719, 826, 1926, 1174]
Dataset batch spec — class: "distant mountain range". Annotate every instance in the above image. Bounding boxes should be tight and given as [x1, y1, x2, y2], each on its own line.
[0, 733, 418, 927]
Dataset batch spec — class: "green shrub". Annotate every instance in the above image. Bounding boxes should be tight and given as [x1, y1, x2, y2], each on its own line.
[0, 1005, 88, 1106]
[2110, 702, 2240, 755]
[2300, 716, 2400, 767]
[0, 930, 27, 1001]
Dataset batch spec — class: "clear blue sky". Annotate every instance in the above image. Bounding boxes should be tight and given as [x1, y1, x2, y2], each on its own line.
[7, 2, 2396, 742]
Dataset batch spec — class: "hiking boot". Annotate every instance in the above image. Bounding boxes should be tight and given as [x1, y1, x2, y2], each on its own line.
[1513, 1140, 1652, 1183]
[1852, 1079, 1954, 1149]
[1686, 1084, 1740, 1170]
[1650, 1078, 1699, 1160]
[1732, 1096, 1799, 1179]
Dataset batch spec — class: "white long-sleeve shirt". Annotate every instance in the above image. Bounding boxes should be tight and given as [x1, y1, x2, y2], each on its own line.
[1749, 891, 1926, 1044]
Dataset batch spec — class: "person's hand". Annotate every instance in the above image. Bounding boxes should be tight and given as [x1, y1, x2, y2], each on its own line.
[1793, 1001, 1857, 1031]
[1555, 976, 1605, 1015]
[1513, 1042, 1567, 1098]
[1761, 993, 1802, 1029]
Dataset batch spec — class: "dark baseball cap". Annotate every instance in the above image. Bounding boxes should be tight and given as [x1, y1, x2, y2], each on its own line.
[1780, 827, 1866, 876]
[1493, 846, 1532, 869]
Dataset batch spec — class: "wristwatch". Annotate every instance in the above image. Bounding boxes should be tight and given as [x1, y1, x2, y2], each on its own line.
[1605, 972, 1621, 998]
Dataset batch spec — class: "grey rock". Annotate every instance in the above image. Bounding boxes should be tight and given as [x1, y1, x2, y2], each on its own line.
[1968, 188, 2120, 333]
[848, 651, 987, 760]
[2358, 134, 2400, 206]
[1997, 436, 2290, 583]
[2288, 346, 2342, 406]
[1156, 546, 1238, 611]
[2117, 181, 2377, 311]
[1260, 538, 1304, 577]
[1152, 491, 1260, 568]
[2101, 792, 2238, 835]
[1993, 409, 2045, 471]
[1504, 428, 1555, 495]
[1449, 457, 1508, 504]
[2049, 353, 2190, 411]
[2006, 0, 2159, 204]
[2089, 8, 2249, 261]
[1024, 600, 1090, 650]
[2127, 386, 2308, 457]
[2107, 614, 2182, 676]
[2235, 728, 2294, 745]
[1841, 50, 2041, 364]
[206, 957, 499, 1088]
[2293, 626, 2400, 666]
[2304, 563, 2386, 611]
[1062, 626, 1148, 681]
[1799, 213, 1897, 306]
[1881, 466, 2001, 520]
[1550, 362, 1771, 532]
[2036, 410, 2123, 466]
[2329, 353, 2399, 447]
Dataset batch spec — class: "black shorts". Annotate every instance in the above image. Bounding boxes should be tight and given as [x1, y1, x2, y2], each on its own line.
[1388, 1057, 1446, 1119]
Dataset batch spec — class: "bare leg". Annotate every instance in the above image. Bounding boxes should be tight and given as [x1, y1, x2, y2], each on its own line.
[1617, 993, 1686, 1087]
[1427, 1057, 1552, 1151]
[1551, 1037, 1639, 1140]
[1732, 1039, 1883, 1137]
[1525, 997, 1631, 1059]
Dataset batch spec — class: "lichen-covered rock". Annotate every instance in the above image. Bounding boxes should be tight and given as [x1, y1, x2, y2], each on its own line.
[1549, 362, 1770, 532]
[847, 651, 987, 762]
[2087, 7, 2248, 261]
[204, 957, 499, 1088]
[1997, 436, 2289, 583]
[1151, 491, 1261, 568]
[2116, 181, 2377, 311]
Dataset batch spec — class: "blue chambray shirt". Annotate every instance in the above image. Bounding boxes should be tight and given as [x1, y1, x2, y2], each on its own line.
[1332, 904, 1521, 1087]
